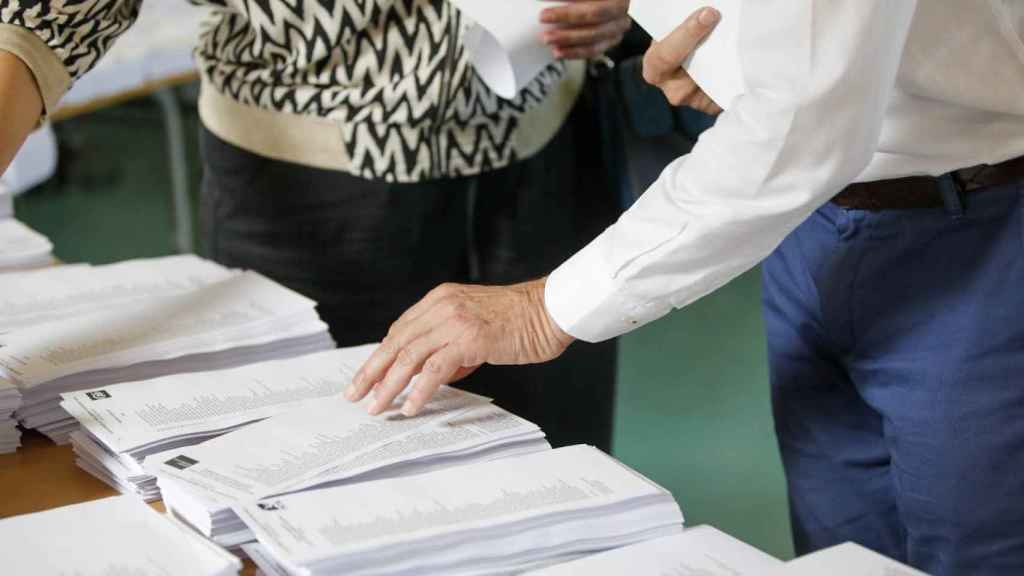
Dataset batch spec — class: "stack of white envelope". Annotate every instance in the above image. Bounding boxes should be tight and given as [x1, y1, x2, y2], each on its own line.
[3, 271, 334, 444]
[234, 445, 684, 576]
[0, 218, 53, 271]
[147, 389, 550, 548]
[60, 345, 377, 500]
[1, 495, 241, 576]
[0, 380, 20, 453]
[0, 255, 233, 334]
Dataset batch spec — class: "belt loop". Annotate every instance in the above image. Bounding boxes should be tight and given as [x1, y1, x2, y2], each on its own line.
[938, 173, 964, 219]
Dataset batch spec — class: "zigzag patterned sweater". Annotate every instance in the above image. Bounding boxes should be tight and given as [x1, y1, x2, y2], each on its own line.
[0, 1, 584, 182]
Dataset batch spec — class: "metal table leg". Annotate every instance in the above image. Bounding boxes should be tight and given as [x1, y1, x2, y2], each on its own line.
[153, 87, 194, 254]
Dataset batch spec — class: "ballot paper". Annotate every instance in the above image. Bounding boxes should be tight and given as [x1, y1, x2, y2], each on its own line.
[2, 271, 334, 443]
[0, 191, 11, 218]
[526, 525, 783, 575]
[242, 543, 292, 576]
[236, 445, 684, 576]
[61, 345, 377, 500]
[0, 254, 232, 333]
[150, 390, 549, 547]
[0, 495, 241, 576]
[450, 0, 560, 99]
[773, 543, 927, 576]
[629, 0, 743, 109]
[0, 380, 20, 453]
[0, 218, 53, 271]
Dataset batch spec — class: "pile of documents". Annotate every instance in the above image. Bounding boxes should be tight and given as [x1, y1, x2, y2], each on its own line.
[235, 445, 683, 575]
[149, 388, 550, 547]
[773, 542, 926, 576]
[0, 380, 20, 453]
[0, 495, 241, 575]
[0, 255, 234, 448]
[524, 526, 783, 575]
[3, 271, 334, 443]
[61, 345, 376, 500]
[0, 218, 53, 271]
[0, 254, 232, 333]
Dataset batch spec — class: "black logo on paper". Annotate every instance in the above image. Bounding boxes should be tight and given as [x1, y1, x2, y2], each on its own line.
[86, 390, 111, 401]
[165, 455, 199, 470]
[257, 500, 285, 512]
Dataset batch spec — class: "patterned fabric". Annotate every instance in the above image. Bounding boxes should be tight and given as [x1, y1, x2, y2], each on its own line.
[0, 0, 568, 181]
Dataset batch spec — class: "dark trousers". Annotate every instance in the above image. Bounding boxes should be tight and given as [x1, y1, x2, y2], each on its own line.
[763, 180, 1024, 575]
[199, 107, 619, 452]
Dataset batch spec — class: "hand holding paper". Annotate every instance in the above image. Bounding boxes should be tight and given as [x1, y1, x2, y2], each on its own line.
[630, 0, 743, 110]
[641, 5, 724, 115]
[450, 0, 630, 99]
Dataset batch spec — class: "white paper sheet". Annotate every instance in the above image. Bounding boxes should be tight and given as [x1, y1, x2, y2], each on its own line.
[61, 345, 377, 455]
[773, 543, 927, 576]
[0, 271, 322, 391]
[0, 495, 241, 576]
[450, 0, 561, 99]
[0, 255, 232, 333]
[629, 0, 743, 109]
[0, 218, 52, 270]
[236, 445, 679, 568]
[526, 525, 783, 575]
[147, 388, 496, 502]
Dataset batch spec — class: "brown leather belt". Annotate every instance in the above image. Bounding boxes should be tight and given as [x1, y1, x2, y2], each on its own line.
[831, 155, 1024, 211]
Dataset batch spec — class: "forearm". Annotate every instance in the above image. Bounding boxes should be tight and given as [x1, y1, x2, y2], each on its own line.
[545, 0, 919, 342]
[0, 50, 43, 176]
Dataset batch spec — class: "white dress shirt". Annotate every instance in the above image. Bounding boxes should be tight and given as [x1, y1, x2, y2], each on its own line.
[546, 0, 1024, 342]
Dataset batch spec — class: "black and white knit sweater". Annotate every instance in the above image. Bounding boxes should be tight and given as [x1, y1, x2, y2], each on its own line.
[0, 1, 585, 182]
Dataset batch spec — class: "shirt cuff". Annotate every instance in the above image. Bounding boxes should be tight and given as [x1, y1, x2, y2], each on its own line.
[544, 228, 673, 343]
[0, 24, 72, 122]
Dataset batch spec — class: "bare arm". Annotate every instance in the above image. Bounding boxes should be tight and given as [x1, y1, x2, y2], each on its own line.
[0, 50, 43, 176]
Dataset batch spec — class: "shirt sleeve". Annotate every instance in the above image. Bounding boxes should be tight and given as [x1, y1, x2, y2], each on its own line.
[545, 0, 919, 342]
[0, 1, 143, 117]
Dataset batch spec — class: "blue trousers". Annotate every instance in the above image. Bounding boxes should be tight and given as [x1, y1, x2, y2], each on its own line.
[763, 180, 1024, 575]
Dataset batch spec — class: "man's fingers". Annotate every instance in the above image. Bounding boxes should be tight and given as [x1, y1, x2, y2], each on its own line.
[542, 17, 630, 49]
[540, 0, 625, 27]
[367, 327, 458, 415]
[399, 346, 468, 417]
[348, 286, 462, 401]
[643, 7, 720, 85]
[553, 36, 623, 60]
[346, 339, 399, 402]
[658, 75, 702, 107]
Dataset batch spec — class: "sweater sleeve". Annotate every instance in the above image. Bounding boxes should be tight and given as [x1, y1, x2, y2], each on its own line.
[0, 1, 143, 117]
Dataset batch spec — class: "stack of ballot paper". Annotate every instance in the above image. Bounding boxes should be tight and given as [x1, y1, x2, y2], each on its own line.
[773, 542, 927, 576]
[0, 380, 20, 453]
[0, 495, 241, 575]
[148, 388, 550, 548]
[2, 271, 334, 444]
[235, 445, 683, 575]
[0, 254, 233, 334]
[0, 218, 53, 271]
[524, 525, 783, 575]
[61, 345, 376, 500]
[0, 255, 233, 449]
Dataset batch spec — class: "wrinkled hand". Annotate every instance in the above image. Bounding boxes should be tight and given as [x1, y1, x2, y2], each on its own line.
[642, 7, 723, 115]
[540, 0, 632, 59]
[346, 278, 574, 417]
